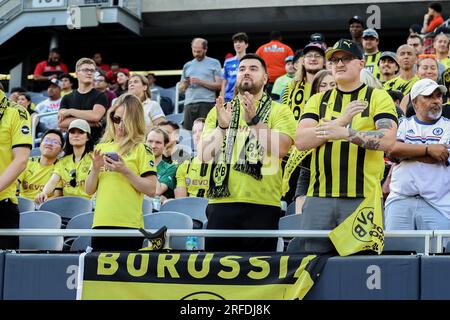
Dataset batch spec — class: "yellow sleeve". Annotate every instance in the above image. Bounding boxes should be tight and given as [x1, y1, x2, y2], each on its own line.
[139, 143, 157, 176]
[268, 102, 297, 141]
[176, 160, 189, 188]
[372, 89, 399, 124]
[299, 92, 322, 122]
[11, 106, 32, 148]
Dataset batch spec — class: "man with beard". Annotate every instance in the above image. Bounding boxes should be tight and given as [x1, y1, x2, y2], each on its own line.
[384, 45, 420, 95]
[378, 51, 400, 84]
[198, 53, 297, 252]
[385, 79, 450, 231]
[179, 38, 223, 130]
[296, 39, 398, 253]
[362, 28, 381, 80]
[33, 48, 69, 91]
[348, 16, 364, 51]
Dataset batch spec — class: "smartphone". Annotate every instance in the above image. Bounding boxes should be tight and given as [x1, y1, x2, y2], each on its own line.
[104, 152, 119, 161]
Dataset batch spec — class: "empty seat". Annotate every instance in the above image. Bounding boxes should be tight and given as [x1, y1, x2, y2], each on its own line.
[19, 210, 63, 250]
[160, 197, 208, 229]
[142, 197, 153, 215]
[279, 213, 304, 252]
[166, 113, 184, 126]
[65, 212, 94, 251]
[18, 196, 35, 213]
[39, 196, 93, 227]
[285, 201, 296, 216]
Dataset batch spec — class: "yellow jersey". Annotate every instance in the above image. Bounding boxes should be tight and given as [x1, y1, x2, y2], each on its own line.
[176, 157, 212, 198]
[19, 157, 57, 200]
[53, 152, 92, 199]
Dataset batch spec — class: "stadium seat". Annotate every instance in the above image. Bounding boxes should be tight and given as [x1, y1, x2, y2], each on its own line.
[18, 196, 35, 213]
[143, 211, 193, 250]
[142, 197, 153, 215]
[383, 237, 428, 254]
[160, 197, 208, 229]
[19, 210, 63, 250]
[166, 113, 184, 126]
[285, 201, 296, 216]
[38, 196, 93, 227]
[30, 147, 41, 157]
[279, 213, 304, 252]
[65, 212, 94, 251]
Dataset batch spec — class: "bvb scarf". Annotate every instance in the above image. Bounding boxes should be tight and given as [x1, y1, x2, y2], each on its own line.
[207, 94, 272, 198]
[281, 148, 312, 196]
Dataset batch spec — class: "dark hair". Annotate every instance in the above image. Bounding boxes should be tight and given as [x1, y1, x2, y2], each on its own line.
[148, 127, 170, 145]
[59, 73, 74, 83]
[270, 31, 281, 40]
[240, 53, 267, 73]
[158, 120, 180, 131]
[429, 2, 442, 13]
[387, 90, 404, 103]
[232, 32, 249, 44]
[63, 130, 94, 156]
[408, 33, 423, 45]
[18, 93, 31, 102]
[50, 48, 60, 54]
[10, 87, 26, 94]
[41, 129, 64, 145]
[293, 49, 303, 63]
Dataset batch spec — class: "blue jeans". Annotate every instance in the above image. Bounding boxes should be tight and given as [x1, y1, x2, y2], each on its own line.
[385, 196, 450, 230]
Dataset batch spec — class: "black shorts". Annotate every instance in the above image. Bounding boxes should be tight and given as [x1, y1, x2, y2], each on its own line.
[0, 198, 20, 249]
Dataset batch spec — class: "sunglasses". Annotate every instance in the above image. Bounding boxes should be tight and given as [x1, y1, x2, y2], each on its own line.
[329, 56, 356, 65]
[69, 169, 77, 188]
[110, 113, 123, 125]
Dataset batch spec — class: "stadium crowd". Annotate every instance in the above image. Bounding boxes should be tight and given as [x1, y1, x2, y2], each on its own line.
[1, 2, 450, 253]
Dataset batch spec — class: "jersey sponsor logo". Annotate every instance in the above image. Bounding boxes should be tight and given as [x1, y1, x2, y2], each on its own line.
[433, 127, 443, 136]
[21, 125, 30, 135]
[407, 129, 415, 134]
[149, 160, 155, 167]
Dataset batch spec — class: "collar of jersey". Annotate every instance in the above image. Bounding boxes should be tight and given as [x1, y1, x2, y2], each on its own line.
[336, 83, 366, 95]
[413, 115, 440, 125]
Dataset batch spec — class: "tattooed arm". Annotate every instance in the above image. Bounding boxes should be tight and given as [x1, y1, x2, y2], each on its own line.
[347, 118, 397, 151]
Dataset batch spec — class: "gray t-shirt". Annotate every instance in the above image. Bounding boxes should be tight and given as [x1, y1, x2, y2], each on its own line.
[181, 56, 223, 105]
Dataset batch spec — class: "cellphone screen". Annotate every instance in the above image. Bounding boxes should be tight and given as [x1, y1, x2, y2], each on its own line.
[105, 152, 119, 161]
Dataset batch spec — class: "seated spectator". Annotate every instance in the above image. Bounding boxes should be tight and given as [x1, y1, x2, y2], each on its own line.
[114, 70, 129, 97]
[385, 79, 450, 231]
[16, 93, 36, 115]
[35, 119, 93, 204]
[8, 87, 26, 103]
[94, 74, 116, 108]
[175, 118, 211, 198]
[127, 74, 166, 130]
[146, 127, 177, 202]
[59, 73, 74, 97]
[33, 79, 63, 134]
[33, 48, 69, 91]
[147, 72, 164, 102]
[93, 52, 110, 75]
[18, 129, 63, 200]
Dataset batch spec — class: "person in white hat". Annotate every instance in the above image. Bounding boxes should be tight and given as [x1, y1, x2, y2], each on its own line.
[35, 118, 94, 204]
[386, 78, 450, 232]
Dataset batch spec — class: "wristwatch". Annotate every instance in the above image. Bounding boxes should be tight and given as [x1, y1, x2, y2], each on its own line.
[246, 115, 260, 126]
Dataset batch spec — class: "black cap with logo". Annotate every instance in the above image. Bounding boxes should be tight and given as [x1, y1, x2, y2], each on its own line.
[348, 15, 364, 25]
[326, 39, 364, 60]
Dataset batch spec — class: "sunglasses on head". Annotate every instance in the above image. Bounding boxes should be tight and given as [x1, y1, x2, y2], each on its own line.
[69, 169, 77, 188]
[110, 113, 123, 125]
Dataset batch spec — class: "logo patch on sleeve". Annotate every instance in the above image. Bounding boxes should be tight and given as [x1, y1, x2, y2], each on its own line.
[21, 125, 30, 135]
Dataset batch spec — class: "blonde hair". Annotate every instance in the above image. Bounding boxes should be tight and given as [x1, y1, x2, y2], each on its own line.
[75, 57, 96, 71]
[100, 93, 146, 155]
[129, 74, 152, 101]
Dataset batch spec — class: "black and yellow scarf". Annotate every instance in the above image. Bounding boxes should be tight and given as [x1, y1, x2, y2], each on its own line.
[207, 94, 272, 198]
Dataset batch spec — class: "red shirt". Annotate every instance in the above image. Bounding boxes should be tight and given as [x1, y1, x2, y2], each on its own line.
[427, 14, 444, 33]
[33, 60, 68, 77]
[256, 40, 294, 83]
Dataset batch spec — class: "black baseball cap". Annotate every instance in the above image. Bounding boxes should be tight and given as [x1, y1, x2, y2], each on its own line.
[348, 15, 363, 25]
[310, 33, 324, 43]
[326, 39, 364, 60]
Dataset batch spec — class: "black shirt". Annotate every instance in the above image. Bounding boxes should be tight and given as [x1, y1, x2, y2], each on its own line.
[60, 89, 108, 143]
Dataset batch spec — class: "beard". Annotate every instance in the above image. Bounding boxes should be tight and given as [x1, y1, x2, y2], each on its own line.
[427, 108, 442, 120]
[48, 59, 59, 66]
[237, 78, 264, 95]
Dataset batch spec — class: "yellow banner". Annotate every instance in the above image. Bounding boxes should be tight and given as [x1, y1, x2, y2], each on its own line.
[329, 190, 384, 256]
[282, 148, 312, 196]
[79, 252, 329, 300]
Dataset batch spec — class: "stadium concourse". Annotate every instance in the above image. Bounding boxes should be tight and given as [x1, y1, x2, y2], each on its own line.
[1, 0, 450, 303]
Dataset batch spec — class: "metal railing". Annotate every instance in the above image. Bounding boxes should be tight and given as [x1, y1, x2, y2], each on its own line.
[0, 229, 438, 255]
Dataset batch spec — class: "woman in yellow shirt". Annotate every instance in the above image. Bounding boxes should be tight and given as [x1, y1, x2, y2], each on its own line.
[85, 93, 157, 251]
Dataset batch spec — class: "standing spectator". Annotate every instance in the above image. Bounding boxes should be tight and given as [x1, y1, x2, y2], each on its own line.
[18, 129, 63, 200]
[16, 93, 36, 115]
[271, 55, 296, 101]
[407, 34, 424, 56]
[296, 39, 398, 253]
[378, 51, 400, 84]
[179, 38, 223, 130]
[198, 53, 297, 252]
[57, 57, 108, 143]
[59, 73, 74, 97]
[0, 90, 32, 249]
[175, 118, 211, 198]
[362, 28, 381, 79]
[35, 119, 93, 204]
[422, 2, 445, 54]
[94, 74, 116, 108]
[92, 52, 110, 75]
[310, 33, 327, 48]
[221, 32, 249, 102]
[348, 16, 364, 51]
[33, 79, 62, 133]
[146, 127, 177, 201]
[127, 74, 166, 131]
[256, 31, 294, 93]
[86, 94, 157, 251]
[385, 79, 450, 231]
[433, 33, 450, 69]
[384, 45, 419, 95]
[33, 48, 68, 90]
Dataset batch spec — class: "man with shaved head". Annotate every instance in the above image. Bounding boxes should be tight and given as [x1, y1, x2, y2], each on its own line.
[179, 37, 223, 130]
[384, 44, 420, 95]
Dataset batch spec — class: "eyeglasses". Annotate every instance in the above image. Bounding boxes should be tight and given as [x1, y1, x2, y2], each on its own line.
[69, 169, 77, 188]
[79, 68, 96, 74]
[304, 53, 323, 59]
[42, 138, 61, 146]
[110, 113, 123, 124]
[329, 56, 356, 65]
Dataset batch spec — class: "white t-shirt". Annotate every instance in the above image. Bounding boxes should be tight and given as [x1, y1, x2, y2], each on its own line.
[142, 98, 165, 127]
[386, 116, 450, 218]
[34, 97, 62, 129]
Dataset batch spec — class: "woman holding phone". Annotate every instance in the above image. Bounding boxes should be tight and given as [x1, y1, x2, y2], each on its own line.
[85, 93, 157, 251]
[35, 119, 93, 204]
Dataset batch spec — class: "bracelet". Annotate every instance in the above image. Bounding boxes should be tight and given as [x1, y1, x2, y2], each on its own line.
[425, 145, 428, 156]
[218, 124, 228, 130]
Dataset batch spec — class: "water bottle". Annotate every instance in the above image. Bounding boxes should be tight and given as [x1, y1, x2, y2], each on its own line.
[152, 196, 161, 211]
[186, 236, 198, 250]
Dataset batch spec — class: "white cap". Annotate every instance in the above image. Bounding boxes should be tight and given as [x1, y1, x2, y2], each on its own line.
[410, 79, 447, 100]
[68, 119, 91, 134]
